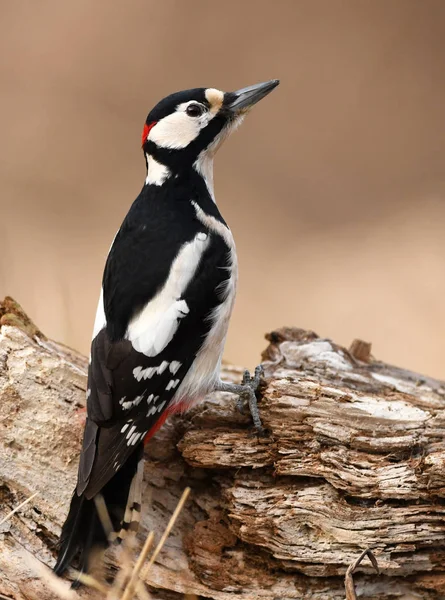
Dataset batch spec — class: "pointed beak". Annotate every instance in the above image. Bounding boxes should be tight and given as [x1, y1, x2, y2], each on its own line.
[227, 79, 280, 113]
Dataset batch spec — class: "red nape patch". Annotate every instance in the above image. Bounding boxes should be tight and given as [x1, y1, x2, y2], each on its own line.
[141, 121, 156, 146]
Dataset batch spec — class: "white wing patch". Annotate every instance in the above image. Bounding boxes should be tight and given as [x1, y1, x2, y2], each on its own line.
[128, 431, 142, 445]
[119, 395, 143, 411]
[166, 379, 180, 391]
[169, 361, 182, 374]
[147, 406, 157, 417]
[121, 421, 131, 433]
[123, 422, 146, 446]
[157, 360, 169, 374]
[126, 233, 210, 357]
[133, 366, 156, 381]
[157, 400, 167, 413]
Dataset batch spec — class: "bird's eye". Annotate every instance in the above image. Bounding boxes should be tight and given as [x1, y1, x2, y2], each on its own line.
[186, 103, 204, 118]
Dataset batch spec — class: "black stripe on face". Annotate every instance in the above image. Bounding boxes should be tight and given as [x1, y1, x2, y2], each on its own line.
[144, 112, 228, 170]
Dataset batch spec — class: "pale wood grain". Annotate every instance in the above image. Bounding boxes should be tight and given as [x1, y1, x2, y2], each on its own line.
[1, 303, 445, 599]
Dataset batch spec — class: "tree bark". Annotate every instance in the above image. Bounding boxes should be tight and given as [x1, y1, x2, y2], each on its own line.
[1, 297, 445, 599]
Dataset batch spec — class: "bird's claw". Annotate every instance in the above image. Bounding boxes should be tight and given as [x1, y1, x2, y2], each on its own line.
[241, 364, 263, 390]
[237, 365, 264, 434]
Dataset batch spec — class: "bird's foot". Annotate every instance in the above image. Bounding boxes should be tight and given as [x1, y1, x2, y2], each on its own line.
[215, 365, 264, 434]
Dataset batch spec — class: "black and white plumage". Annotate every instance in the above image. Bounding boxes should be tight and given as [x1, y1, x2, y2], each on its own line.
[54, 80, 279, 578]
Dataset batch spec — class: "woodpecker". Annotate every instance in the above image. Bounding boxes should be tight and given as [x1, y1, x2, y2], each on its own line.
[54, 79, 279, 578]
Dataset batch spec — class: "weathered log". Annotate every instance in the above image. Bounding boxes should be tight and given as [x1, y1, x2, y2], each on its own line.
[1, 298, 445, 599]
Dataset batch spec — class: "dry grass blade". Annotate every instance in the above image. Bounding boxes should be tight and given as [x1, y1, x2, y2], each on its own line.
[120, 531, 154, 600]
[345, 548, 379, 600]
[94, 493, 115, 541]
[72, 570, 110, 594]
[139, 487, 190, 582]
[26, 553, 79, 600]
[108, 535, 140, 599]
[134, 584, 152, 600]
[0, 491, 39, 526]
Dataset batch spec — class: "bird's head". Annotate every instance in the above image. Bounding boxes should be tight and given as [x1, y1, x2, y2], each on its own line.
[141, 80, 279, 188]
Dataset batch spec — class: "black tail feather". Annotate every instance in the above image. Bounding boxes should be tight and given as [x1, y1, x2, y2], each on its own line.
[54, 445, 143, 577]
[53, 492, 106, 576]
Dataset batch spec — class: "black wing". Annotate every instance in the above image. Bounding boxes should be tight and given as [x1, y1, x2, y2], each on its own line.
[78, 193, 231, 499]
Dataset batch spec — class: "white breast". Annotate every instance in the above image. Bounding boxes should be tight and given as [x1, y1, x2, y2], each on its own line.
[173, 205, 238, 407]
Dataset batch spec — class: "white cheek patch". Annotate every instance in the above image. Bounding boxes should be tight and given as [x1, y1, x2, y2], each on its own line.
[149, 110, 201, 149]
[148, 95, 223, 150]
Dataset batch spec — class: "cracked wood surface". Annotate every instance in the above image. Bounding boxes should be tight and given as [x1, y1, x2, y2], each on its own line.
[1, 302, 445, 599]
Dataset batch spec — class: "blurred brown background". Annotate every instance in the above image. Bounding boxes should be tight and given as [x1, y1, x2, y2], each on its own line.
[1, 0, 445, 378]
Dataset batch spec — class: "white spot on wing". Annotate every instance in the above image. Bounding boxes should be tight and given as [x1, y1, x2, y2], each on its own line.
[166, 379, 180, 391]
[134, 366, 155, 380]
[158, 360, 169, 374]
[128, 432, 141, 446]
[134, 362, 170, 381]
[169, 361, 182, 375]
[120, 395, 143, 410]
[157, 400, 167, 413]
[126, 425, 136, 440]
